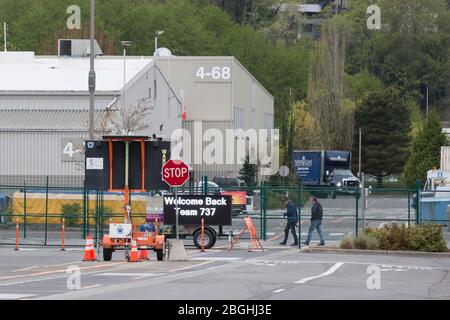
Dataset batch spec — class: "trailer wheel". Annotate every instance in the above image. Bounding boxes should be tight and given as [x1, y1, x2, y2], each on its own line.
[156, 249, 164, 261]
[103, 248, 113, 261]
[193, 228, 216, 249]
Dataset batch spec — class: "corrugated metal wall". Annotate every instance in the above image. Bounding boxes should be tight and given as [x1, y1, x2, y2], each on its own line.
[0, 95, 115, 110]
[157, 56, 274, 180]
[181, 120, 241, 180]
[157, 57, 234, 121]
[0, 131, 87, 186]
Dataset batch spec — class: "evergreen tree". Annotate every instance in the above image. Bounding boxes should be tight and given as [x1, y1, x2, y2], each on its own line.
[353, 88, 411, 186]
[404, 110, 448, 187]
[239, 153, 258, 187]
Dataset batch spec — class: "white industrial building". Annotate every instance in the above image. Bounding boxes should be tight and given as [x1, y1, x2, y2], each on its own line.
[157, 56, 274, 180]
[0, 41, 274, 187]
[0, 43, 182, 187]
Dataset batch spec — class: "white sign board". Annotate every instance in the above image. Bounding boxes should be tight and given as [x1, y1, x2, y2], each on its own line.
[109, 223, 132, 239]
[86, 157, 103, 170]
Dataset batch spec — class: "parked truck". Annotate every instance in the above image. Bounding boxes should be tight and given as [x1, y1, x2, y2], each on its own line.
[293, 150, 360, 198]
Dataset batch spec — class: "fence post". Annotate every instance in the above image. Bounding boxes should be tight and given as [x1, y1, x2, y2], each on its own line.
[298, 184, 302, 249]
[407, 190, 411, 227]
[83, 186, 87, 239]
[260, 182, 264, 239]
[355, 187, 359, 237]
[415, 179, 420, 225]
[99, 190, 104, 240]
[23, 181, 27, 239]
[263, 182, 267, 241]
[94, 190, 99, 246]
[44, 176, 49, 245]
[86, 189, 90, 238]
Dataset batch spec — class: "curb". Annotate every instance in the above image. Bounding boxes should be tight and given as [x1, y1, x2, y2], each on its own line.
[299, 246, 450, 258]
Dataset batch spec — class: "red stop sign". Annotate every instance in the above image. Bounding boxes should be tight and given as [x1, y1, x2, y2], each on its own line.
[162, 159, 190, 187]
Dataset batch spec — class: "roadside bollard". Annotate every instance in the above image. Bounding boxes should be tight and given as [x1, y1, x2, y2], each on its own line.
[61, 218, 66, 251]
[201, 218, 205, 252]
[15, 218, 19, 251]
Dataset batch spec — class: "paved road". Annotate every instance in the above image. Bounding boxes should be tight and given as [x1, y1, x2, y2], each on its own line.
[0, 246, 449, 300]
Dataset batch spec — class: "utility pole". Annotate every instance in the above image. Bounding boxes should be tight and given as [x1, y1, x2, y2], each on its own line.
[88, 0, 96, 139]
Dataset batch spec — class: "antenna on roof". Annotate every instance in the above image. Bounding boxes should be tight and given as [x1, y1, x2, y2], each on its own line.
[3, 22, 7, 52]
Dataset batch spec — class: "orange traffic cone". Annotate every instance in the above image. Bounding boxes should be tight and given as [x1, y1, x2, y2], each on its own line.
[82, 235, 96, 261]
[139, 249, 149, 260]
[128, 238, 140, 262]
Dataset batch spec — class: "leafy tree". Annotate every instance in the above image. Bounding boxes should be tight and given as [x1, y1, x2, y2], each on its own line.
[290, 100, 322, 151]
[404, 110, 448, 187]
[353, 88, 411, 186]
[239, 153, 258, 187]
[308, 16, 354, 150]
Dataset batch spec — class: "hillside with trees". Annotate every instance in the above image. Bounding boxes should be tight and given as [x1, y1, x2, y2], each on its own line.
[1, 0, 449, 185]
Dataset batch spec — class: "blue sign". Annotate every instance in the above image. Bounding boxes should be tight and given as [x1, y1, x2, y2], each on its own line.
[293, 151, 321, 185]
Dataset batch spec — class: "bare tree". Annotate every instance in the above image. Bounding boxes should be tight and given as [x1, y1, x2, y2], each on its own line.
[101, 98, 154, 135]
[71, 98, 154, 172]
[307, 16, 354, 150]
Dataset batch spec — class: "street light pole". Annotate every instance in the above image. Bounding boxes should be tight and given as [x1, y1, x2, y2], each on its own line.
[154, 30, 164, 54]
[88, 0, 96, 139]
[120, 41, 132, 108]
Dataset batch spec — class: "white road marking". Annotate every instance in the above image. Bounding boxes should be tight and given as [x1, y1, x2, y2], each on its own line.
[82, 284, 103, 290]
[273, 289, 285, 293]
[169, 260, 215, 272]
[266, 232, 276, 236]
[294, 262, 345, 284]
[15, 248, 36, 251]
[0, 293, 36, 299]
[12, 266, 39, 272]
[329, 233, 345, 236]
[191, 257, 242, 261]
[97, 273, 159, 278]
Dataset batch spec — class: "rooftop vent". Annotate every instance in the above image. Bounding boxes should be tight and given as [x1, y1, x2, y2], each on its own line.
[58, 39, 103, 57]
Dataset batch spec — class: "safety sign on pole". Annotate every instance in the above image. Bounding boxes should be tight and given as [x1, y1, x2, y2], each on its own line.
[162, 159, 190, 239]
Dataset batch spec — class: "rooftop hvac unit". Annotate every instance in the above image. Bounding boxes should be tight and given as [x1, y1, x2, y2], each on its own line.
[58, 39, 103, 57]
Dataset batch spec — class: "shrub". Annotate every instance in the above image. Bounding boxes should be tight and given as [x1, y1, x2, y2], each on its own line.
[339, 237, 353, 249]
[364, 223, 447, 252]
[406, 224, 447, 252]
[94, 206, 113, 227]
[352, 233, 378, 250]
[61, 203, 82, 227]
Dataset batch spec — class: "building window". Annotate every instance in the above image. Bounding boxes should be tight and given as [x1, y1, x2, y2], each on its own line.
[149, 87, 152, 99]
[234, 107, 244, 130]
[154, 80, 157, 99]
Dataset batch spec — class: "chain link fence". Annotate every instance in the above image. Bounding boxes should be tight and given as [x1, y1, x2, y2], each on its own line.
[1, 180, 449, 248]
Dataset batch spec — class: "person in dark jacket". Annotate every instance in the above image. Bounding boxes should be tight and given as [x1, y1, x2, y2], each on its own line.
[303, 196, 325, 246]
[279, 196, 298, 246]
